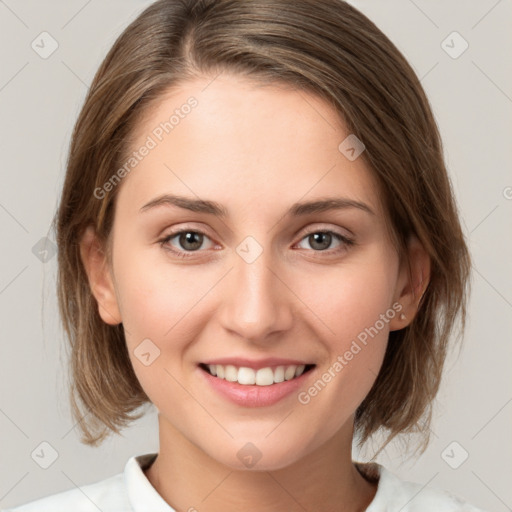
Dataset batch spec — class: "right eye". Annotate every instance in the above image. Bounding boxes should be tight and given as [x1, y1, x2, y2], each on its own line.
[159, 229, 218, 259]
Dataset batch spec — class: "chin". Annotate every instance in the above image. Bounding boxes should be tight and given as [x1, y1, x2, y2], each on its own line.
[204, 434, 315, 472]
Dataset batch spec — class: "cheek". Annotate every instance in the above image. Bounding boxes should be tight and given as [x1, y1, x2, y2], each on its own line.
[294, 255, 397, 403]
[298, 255, 398, 342]
[114, 249, 206, 339]
[116, 265, 192, 413]
[113, 253, 214, 395]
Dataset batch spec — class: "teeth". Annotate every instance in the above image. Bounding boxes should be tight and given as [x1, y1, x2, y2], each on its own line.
[255, 367, 274, 386]
[295, 364, 305, 377]
[284, 366, 296, 380]
[238, 367, 256, 385]
[274, 366, 285, 383]
[225, 365, 238, 382]
[205, 364, 309, 386]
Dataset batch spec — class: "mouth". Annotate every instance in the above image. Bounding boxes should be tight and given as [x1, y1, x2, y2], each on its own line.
[198, 362, 316, 386]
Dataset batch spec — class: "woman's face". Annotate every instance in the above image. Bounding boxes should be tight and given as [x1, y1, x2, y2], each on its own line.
[96, 73, 412, 470]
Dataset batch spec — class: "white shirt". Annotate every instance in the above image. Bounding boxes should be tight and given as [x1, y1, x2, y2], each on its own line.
[2, 453, 487, 511]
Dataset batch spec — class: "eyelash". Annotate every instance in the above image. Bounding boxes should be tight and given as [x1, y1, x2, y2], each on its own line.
[158, 227, 355, 260]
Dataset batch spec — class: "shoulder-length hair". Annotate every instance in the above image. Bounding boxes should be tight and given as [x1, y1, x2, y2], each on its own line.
[54, 0, 471, 453]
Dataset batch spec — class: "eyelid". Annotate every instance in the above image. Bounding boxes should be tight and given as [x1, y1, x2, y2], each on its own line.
[160, 223, 216, 241]
[297, 222, 353, 238]
[161, 222, 352, 243]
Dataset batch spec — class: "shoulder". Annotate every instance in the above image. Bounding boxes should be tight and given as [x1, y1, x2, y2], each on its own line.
[1, 472, 130, 512]
[357, 462, 489, 512]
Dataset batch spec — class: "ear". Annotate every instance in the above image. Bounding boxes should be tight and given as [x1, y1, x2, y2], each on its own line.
[79, 225, 122, 325]
[389, 234, 430, 331]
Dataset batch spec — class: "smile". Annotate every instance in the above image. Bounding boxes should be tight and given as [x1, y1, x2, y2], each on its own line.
[199, 363, 315, 386]
[197, 357, 317, 407]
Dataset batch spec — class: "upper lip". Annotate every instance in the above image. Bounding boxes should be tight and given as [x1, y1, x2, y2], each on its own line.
[200, 358, 314, 370]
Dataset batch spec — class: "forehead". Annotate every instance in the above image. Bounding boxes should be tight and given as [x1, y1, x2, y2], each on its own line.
[116, 73, 384, 221]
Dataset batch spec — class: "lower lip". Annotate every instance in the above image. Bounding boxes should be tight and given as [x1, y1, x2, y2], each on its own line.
[198, 366, 314, 407]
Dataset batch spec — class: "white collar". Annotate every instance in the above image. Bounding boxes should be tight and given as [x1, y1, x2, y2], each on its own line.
[123, 453, 388, 511]
[122, 452, 473, 511]
[124, 453, 173, 511]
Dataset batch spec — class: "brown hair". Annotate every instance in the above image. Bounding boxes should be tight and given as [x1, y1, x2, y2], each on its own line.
[53, 0, 471, 453]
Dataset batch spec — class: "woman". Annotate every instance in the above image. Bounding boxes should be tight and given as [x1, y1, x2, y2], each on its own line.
[4, 0, 485, 510]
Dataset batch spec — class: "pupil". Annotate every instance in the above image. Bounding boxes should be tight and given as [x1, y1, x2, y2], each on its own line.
[310, 232, 331, 251]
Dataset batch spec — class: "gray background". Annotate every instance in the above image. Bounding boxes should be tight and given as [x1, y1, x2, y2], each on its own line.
[0, 0, 511, 510]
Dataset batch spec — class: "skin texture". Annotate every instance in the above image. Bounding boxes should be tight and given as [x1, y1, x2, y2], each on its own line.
[80, 73, 430, 512]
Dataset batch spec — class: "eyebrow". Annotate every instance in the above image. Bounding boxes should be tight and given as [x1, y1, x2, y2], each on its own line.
[139, 194, 375, 217]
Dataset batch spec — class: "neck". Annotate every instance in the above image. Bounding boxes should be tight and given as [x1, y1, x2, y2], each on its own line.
[144, 414, 377, 512]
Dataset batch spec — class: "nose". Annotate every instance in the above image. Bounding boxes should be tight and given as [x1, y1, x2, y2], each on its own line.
[218, 247, 294, 344]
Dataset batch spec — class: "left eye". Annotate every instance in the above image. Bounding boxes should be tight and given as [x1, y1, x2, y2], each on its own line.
[295, 231, 354, 252]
